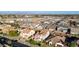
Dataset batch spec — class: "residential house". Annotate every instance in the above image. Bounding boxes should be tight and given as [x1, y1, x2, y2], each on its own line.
[0, 24, 15, 34]
[76, 21, 79, 27]
[71, 28, 79, 34]
[20, 28, 35, 39]
[48, 36, 66, 46]
[4, 18, 15, 23]
[57, 26, 69, 33]
[55, 31, 66, 36]
[32, 29, 50, 41]
[2, 25, 15, 34]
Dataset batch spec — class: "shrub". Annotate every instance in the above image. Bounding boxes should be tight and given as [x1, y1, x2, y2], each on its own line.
[69, 41, 77, 47]
[8, 30, 20, 37]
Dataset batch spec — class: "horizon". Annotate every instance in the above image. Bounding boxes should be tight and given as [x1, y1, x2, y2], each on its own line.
[0, 11, 79, 15]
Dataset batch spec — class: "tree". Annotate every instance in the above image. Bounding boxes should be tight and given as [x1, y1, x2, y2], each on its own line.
[8, 30, 19, 37]
[69, 41, 77, 47]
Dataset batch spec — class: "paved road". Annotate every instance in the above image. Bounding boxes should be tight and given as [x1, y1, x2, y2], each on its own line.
[0, 36, 30, 47]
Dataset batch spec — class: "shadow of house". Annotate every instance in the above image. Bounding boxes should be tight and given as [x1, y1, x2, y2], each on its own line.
[0, 36, 30, 47]
[12, 41, 29, 47]
[64, 36, 79, 46]
[65, 36, 78, 43]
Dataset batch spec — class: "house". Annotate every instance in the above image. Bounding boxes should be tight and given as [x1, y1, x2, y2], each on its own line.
[0, 24, 15, 34]
[53, 31, 66, 37]
[48, 36, 66, 46]
[76, 21, 79, 27]
[4, 18, 15, 23]
[31, 23, 43, 30]
[32, 29, 50, 41]
[57, 26, 70, 34]
[36, 25, 43, 30]
[71, 28, 79, 34]
[68, 19, 79, 27]
[20, 28, 35, 39]
[49, 29, 55, 32]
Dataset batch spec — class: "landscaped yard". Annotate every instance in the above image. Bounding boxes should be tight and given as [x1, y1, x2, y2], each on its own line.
[8, 30, 20, 37]
[71, 34, 79, 38]
[69, 41, 77, 47]
[26, 38, 48, 47]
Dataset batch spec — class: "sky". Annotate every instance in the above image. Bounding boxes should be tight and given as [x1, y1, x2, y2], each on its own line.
[0, 11, 79, 14]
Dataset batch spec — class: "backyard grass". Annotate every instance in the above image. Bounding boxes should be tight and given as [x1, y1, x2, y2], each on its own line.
[71, 34, 79, 38]
[8, 30, 20, 37]
[26, 38, 48, 47]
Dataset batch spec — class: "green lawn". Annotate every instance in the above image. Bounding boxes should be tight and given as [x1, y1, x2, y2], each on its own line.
[27, 38, 48, 47]
[8, 30, 20, 37]
[71, 34, 79, 38]
[69, 41, 77, 47]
